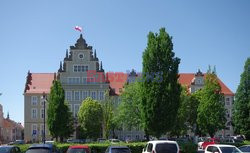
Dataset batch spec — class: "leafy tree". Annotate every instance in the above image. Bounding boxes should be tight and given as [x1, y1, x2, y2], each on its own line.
[116, 82, 143, 131]
[197, 73, 226, 137]
[233, 58, 250, 139]
[78, 97, 103, 139]
[47, 80, 74, 142]
[170, 86, 200, 137]
[101, 92, 116, 139]
[141, 28, 181, 138]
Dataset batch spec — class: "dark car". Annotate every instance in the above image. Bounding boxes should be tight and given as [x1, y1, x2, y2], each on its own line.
[0, 146, 21, 153]
[25, 144, 59, 153]
[67, 145, 90, 153]
[105, 146, 131, 153]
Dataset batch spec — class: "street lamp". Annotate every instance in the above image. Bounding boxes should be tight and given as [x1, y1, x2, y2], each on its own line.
[41, 92, 47, 144]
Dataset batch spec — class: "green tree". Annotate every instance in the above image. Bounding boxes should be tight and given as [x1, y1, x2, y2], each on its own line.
[116, 82, 143, 131]
[47, 80, 74, 142]
[233, 58, 250, 139]
[197, 73, 226, 137]
[101, 92, 116, 139]
[141, 28, 181, 138]
[78, 97, 103, 139]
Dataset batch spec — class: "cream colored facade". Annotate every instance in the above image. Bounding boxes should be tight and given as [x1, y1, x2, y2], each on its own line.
[24, 93, 50, 142]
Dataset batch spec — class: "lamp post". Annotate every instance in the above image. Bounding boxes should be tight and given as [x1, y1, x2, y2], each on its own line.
[41, 92, 47, 144]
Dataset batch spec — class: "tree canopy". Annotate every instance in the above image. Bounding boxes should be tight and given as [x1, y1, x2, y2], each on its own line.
[78, 97, 103, 139]
[197, 73, 226, 137]
[233, 57, 250, 139]
[141, 28, 181, 138]
[47, 80, 74, 142]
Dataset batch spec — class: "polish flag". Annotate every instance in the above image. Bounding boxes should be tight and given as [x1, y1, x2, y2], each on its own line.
[75, 26, 82, 32]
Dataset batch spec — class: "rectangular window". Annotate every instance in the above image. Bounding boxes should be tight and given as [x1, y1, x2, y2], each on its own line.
[40, 108, 45, 119]
[40, 124, 45, 136]
[66, 91, 72, 101]
[82, 91, 88, 100]
[74, 66, 77, 72]
[31, 124, 37, 135]
[99, 91, 104, 100]
[31, 108, 37, 119]
[91, 91, 96, 99]
[83, 78, 87, 84]
[74, 91, 80, 101]
[74, 104, 80, 117]
[31, 96, 38, 105]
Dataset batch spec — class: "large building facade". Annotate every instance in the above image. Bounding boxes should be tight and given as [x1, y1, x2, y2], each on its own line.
[24, 34, 234, 142]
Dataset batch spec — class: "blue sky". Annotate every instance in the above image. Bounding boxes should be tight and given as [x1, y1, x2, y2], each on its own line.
[0, 0, 249, 124]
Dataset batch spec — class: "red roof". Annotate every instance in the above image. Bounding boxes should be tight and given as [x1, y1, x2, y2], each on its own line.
[179, 73, 234, 96]
[107, 72, 234, 96]
[106, 72, 128, 95]
[24, 73, 55, 94]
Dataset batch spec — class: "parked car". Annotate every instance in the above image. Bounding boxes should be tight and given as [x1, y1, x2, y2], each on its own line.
[8, 140, 25, 145]
[105, 146, 131, 153]
[204, 144, 242, 153]
[142, 140, 180, 153]
[25, 144, 59, 153]
[198, 137, 207, 149]
[0, 146, 21, 153]
[109, 139, 121, 144]
[239, 145, 250, 153]
[67, 145, 90, 153]
[201, 138, 220, 150]
[97, 138, 107, 143]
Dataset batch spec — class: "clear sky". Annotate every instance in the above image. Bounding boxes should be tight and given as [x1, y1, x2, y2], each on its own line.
[0, 0, 249, 124]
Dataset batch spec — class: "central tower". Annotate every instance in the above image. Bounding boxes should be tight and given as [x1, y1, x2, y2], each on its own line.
[58, 34, 109, 118]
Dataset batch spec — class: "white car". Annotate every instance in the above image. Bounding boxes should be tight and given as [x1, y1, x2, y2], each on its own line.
[205, 144, 242, 153]
[142, 140, 180, 153]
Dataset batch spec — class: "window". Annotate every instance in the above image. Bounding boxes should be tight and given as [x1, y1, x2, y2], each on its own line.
[91, 91, 96, 99]
[147, 143, 153, 152]
[74, 104, 80, 117]
[83, 78, 87, 84]
[99, 91, 104, 100]
[40, 108, 45, 119]
[31, 124, 37, 135]
[40, 124, 45, 135]
[74, 91, 80, 101]
[31, 108, 37, 119]
[226, 97, 230, 105]
[66, 91, 72, 101]
[68, 77, 80, 84]
[82, 91, 88, 100]
[73, 65, 88, 72]
[31, 96, 38, 105]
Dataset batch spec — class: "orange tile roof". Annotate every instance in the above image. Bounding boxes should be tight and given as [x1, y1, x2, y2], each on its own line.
[179, 73, 234, 96]
[24, 73, 55, 94]
[107, 72, 234, 96]
[106, 72, 128, 95]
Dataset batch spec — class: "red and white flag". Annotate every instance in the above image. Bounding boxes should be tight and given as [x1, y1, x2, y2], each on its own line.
[75, 26, 82, 32]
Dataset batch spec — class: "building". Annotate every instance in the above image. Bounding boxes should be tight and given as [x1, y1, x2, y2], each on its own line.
[0, 104, 23, 144]
[24, 34, 109, 142]
[23, 34, 234, 141]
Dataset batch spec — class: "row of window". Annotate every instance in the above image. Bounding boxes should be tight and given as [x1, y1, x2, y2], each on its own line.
[68, 77, 105, 84]
[73, 65, 88, 72]
[31, 124, 45, 136]
[31, 96, 45, 106]
[31, 108, 44, 119]
[65, 91, 104, 101]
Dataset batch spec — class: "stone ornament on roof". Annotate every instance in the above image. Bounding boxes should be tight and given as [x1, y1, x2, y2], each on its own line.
[195, 69, 204, 76]
[70, 34, 92, 50]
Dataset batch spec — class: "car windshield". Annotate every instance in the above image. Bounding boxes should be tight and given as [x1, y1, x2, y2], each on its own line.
[67, 148, 87, 153]
[219, 147, 242, 153]
[0, 147, 11, 153]
[155, 143, 177, 153]
[111, 148, 130, 153]
[26, 148, 50, 153]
